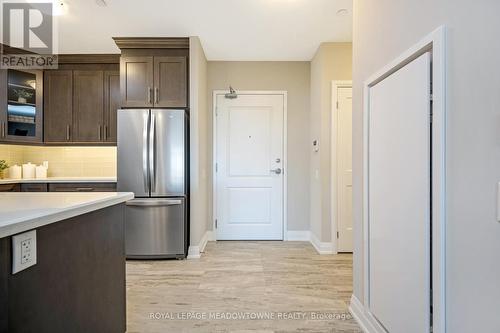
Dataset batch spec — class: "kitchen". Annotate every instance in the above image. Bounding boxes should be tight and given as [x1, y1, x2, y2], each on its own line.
[1, 34, 191, 331]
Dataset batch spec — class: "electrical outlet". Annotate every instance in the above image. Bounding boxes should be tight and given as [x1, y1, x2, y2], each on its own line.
[12, 230, 37, 274]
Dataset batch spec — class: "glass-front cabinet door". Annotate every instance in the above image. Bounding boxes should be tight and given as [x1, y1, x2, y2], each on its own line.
[0, 69, 43, 143]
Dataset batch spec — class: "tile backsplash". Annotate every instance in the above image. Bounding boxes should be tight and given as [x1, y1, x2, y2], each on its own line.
[0, 144, 117, 177]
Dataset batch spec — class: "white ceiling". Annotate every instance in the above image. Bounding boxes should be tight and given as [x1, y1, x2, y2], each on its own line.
[55, 0, 352, 60]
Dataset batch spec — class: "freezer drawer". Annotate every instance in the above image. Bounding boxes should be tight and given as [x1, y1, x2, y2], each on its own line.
[125, 198, 185, 258]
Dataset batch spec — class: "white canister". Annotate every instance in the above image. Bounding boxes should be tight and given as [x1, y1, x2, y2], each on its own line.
[8, 165, 22, 179]
[22, 162, 35, 179]
[35, 165, 47, 179]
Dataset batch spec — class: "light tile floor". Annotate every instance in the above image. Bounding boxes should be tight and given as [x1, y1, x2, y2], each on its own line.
[126, 241, 361, 333]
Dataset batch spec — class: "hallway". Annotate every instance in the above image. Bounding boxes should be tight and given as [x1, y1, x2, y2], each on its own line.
[126, 241, 361, 332]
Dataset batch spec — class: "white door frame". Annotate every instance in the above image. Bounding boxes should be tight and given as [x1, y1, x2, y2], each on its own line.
[331, 80, 352, 254]
[354, 26, 446, 333]
[212, 90, 288, 240]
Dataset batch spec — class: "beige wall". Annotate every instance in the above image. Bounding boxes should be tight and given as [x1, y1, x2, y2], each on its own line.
[189, 36, 210, 248]
[353, 0, 500, 331]
[207, 61, 311, 231]
[309, 43, 352, 242]
[0, 144, 116, 177]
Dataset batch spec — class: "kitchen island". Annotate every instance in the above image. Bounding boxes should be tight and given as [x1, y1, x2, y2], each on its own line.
[0, 192, 133, 333]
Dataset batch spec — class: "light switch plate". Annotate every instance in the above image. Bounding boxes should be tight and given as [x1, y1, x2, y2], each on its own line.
[12, 230, 37, 274]
[312, 139, 320, 152]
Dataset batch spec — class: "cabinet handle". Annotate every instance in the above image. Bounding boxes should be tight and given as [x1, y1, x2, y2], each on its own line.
[66, 125, 70, 141]
[154, 87, 159, 104]
[104, 125, 107, 141]
[1, 122, 4, 138]
[98, 125, 101, 141]
[2, 122, 6, 138]
[147, 87, 152, 104]
[76, 187, 94, 192]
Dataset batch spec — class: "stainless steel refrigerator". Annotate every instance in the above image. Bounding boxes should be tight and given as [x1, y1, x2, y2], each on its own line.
[117, 109, 188, 259]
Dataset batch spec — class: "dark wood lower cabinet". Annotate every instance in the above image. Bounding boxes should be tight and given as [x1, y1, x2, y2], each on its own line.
[1, 182, 116, 192]
[48, 182, 117, 192]
[20, 183, 48, 192]
[0, 204, 126, 333]
[0, 183, 20, 192]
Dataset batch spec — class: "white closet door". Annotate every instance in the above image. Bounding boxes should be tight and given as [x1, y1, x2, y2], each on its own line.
[337, 87, 353, 252]
[368, 52, 431, 333]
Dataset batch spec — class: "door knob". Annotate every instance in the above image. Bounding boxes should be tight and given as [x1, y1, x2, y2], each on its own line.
[270, 168, 282, 175]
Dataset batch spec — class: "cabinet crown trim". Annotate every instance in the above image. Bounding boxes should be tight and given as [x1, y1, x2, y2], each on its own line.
[57, 54, 120, 64]
[112, 37, 189, 49]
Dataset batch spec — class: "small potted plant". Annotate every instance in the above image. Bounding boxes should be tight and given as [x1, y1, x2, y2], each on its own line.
[13, 88, 34, 103]
[0, 160, 8, 179]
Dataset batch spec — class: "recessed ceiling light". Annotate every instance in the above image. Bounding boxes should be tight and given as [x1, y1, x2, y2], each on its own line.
[53, 1, 68, 16]
[96, 0, 107, 7]
[336, 8, 349, 16]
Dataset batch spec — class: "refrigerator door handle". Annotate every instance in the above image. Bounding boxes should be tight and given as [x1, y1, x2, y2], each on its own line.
[149, 112, 156, 193]
[126, 199, 182, 207]
[142, 113, 149, 193]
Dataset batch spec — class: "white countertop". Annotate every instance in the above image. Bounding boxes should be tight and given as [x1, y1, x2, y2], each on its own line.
[0, 192, 134, 238]
[0, 177, 117, 184]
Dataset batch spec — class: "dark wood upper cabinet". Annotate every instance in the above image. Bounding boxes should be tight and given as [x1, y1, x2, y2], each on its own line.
[120, 56, 153, 108]
[44, 66, 119, 145]
[154, 56, 187, 108]
[0, 54, 120, 145]
[120, 54, 187, 108]
[104, 71, 120, 143]
[73, 71, 104, 142]
[43, 70, 73, 143]
[0, 69, 43, 143]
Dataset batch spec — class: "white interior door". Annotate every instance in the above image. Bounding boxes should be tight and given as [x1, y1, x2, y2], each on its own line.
[216, 94, 284, 240]
[337, 86, 353, 252]
[368, 53, 431, 333]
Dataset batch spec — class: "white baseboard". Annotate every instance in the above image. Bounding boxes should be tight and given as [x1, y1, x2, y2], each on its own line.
[349, 295, 385, 333]
[286, 230, 311, 241]
[309, 232, 335, 254]
[286, 230, 335, 255]
[203, 229, 334, 256]
[187, 230, 213, 259]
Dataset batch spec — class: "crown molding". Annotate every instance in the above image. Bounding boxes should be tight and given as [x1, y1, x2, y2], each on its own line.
[57, 54, 120, 64]
[0, 43, 35, 54]
[112, 37, 189, 50]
